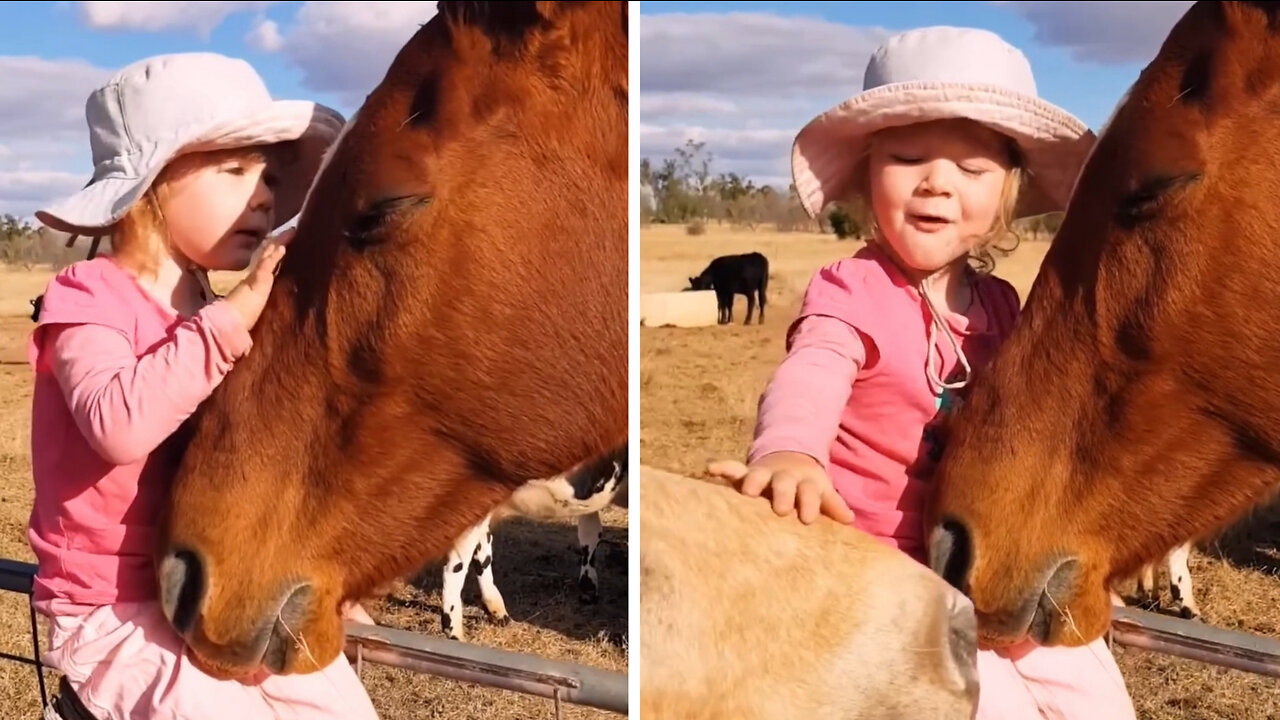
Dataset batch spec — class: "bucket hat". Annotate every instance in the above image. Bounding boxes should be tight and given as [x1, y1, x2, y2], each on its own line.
[791, 26, 1096, 220]
[36, 52, 345, 238]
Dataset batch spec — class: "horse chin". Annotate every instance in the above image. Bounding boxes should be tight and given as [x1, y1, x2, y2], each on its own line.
[184, 640, 263, 682]
[975, 557, 1111, 650]
[180, 581, 344, 678]
[1040, 581, 1113, 648]
[183, 611, 344, 678]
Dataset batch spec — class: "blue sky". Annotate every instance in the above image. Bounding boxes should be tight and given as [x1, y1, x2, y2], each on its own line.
[639, 0, 1196, 189]
[0, 1, 1202, 222]
[0, 1, 437, 221]
[0, 2, 344, 113]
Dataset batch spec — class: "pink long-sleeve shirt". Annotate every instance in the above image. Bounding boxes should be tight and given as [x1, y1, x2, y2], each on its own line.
[749, 243, 1019, 561]
[27, 256, 252, 608]
[748, 244, 1139, 720]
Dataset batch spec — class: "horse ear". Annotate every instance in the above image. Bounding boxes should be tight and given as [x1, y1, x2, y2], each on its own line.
[438, 1, 547, 42]
[1239, 1, 1280, 29]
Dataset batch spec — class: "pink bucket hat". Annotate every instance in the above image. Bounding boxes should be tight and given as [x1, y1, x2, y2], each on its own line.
[36, 52, 345, 237]
[791, 26, 1096, 220]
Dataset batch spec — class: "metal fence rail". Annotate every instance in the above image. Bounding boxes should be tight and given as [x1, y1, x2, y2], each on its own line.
[342, 622, 628, 713]
[8, 556, 1280, 714]
[1108, 605, 1280, 678]
[0, 558, 627, 717]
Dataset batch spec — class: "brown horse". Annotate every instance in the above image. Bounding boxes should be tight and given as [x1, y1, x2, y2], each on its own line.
[154, 0, 629, 679]
[926, 0, 1280, 650]
[639, 466, 980, 720]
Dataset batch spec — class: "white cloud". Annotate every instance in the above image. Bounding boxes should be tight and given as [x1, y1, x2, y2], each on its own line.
[260, 2, 440, 109]
[0, 1, 441, 221]
[639, 11, 890, 191]
[78, 1, 277, 40]
[0, 56, 110, 141]
[75, 2, 441, 108]
[0, 56, 113, 220]
[0, 170, 87, 219]
[640, 93, 738, 121]
[72, 1, 439, 110]
[638, 3, 1199, 191]
[997, 1, 1194, 65]
[245, 18, 283, 52]
[640, 124, 798, 189]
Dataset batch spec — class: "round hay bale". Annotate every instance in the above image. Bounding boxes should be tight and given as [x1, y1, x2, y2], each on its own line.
[640, 290, 719, 328]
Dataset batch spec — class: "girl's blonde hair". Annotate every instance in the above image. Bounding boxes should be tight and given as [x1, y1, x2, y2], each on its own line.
[108, 142, 297, 277]
[843, 127, 1026, 276]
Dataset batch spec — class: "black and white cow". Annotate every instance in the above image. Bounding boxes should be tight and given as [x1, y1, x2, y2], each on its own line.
[1134, 542, 1202, 621]
[439, 446, 628, 642]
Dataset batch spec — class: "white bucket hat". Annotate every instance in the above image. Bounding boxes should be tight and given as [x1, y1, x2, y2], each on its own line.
[36, 52, 345, 238]
[791, 26, 1096, 220]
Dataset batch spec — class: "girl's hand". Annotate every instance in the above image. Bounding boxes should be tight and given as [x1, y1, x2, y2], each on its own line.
[224, 228, 295, 332]
[707, 451, 855, 525]
[341, 600, 377, 626]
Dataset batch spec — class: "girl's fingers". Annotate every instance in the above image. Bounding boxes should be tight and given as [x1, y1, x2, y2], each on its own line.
[273, 227, 298, 247]
[770, 471, 799, 517]
[796, 480, 823, 524]
[707, 459, 750, 481]
[260, 245, 286, 276]
[244, 246, 285, 289]
[739, 467, 773, 498]
[822, 488, 856, 524]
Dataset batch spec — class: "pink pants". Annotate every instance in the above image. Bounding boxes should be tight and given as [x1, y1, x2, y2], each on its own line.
[40, 600, 380, 720]
[975, 637, 1138, 720]
[882, 537, 1137, 720]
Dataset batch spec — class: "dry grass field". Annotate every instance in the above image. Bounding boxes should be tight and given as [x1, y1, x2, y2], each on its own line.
[640, 222, 1280, 720]
[0, 263, 627, 719]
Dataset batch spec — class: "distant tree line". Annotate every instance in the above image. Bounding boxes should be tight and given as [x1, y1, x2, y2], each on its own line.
[639, 139, 1063, 240]
[1, 214, 83, 269]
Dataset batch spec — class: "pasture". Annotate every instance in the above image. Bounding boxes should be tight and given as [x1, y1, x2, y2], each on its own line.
[639, 222, 1280, 720]
[0, 264, 627, 719]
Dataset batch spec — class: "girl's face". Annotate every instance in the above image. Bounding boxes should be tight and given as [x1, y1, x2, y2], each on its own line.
[867, 119, 1015, 279]
[157, 147, 280, 272]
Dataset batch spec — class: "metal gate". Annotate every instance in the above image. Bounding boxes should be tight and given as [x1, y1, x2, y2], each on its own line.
[0, 558, 628, 718]
[7, 556, 1280, 717]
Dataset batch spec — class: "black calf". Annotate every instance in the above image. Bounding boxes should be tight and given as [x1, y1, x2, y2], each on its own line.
[687, 251, 769, 325]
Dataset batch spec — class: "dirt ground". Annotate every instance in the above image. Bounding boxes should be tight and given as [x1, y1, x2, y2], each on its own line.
[0, 264, 627, 719]
[639, 222, 1280, 720]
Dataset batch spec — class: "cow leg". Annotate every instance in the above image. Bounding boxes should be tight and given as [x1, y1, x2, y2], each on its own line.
[577, 511, 604, 604]
[441, 516, 489, 641]
[470, 515, 511, 626]
[1167, 542, 1202, 620]
[744, 293, 755, 325]
[716, 290, 732, 324]
[756, 287, 766, 324]
[1135, 560, 1160, 611]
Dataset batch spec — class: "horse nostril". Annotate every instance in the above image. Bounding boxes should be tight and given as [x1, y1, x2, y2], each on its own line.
[1033, 557, 1080, 643]
[929, 518, 973, 594]
[264, 583, 314, 673]
[159, 549, 206, 635]
[279, 583, 313, 630]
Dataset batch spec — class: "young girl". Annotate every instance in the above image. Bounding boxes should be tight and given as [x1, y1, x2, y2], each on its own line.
[27, 52, 381, 719]
[709, 26, 1139, 719]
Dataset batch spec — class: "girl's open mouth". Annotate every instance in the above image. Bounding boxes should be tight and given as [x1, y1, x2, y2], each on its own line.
[909, 213, 951, 226]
